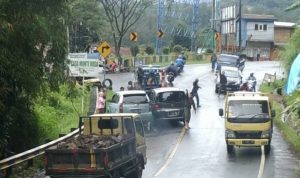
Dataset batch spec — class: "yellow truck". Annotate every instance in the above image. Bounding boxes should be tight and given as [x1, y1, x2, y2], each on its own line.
[219, 92, 275, 154]
[45, 113, 146, 178]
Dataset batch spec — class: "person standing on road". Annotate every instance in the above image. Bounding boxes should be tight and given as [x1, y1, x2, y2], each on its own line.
[184, 90, 196, 129]
[211, 53, 217, 72]
[96, 91, 105, 113]
[219, 71, 227, 96]
[192, 78, 201, 107]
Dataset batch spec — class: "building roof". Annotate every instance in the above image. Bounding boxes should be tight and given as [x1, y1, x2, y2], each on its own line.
[274, 21, 296, 28]
[241, 14, 277, 21]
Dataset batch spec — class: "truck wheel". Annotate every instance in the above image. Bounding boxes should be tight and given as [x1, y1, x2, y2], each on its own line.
[226, 144, 234, 154]
[127, 157, 144, 178]
[265, 144, 271, 155]
[215, 86, 218, 93]
[112, 170, 121, 178]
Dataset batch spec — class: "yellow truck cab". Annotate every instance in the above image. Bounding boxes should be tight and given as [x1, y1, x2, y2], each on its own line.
[219, 92, 275, 154]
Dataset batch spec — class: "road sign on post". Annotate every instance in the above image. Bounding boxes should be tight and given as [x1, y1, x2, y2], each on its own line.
[130, 32, 138, 42]
[157, 29, 164, 38]
[97, 41, 111, 58]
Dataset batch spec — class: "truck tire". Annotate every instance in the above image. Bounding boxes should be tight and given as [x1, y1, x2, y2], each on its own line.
[112, 170, 121, 178]
[226, 144, 234, 154]
[265, 144, 271, 155]
[127, 157, 144, 178]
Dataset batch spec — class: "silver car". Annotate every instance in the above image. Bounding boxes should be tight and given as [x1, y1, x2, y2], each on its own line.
[106, 90, 153, 122]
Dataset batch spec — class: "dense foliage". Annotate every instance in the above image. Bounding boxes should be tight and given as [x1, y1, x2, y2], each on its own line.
[280, 28, 300, 71]
[0, 0, 69, 158]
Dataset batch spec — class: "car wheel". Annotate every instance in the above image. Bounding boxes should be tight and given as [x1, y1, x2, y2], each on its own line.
[215, 85, 218, 93]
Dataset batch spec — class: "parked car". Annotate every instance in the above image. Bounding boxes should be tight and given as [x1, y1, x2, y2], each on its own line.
[216, 54, 245, 72]
[106, 90, 153, 123]
[148, 87, 186, 122]
[215, 66, 242, 93]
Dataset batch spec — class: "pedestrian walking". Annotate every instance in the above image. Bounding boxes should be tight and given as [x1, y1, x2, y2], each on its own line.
[211, 53, 217, 72]
[96, 91, 105, 113]
[184, 90, 196, 129]
[192, 78, 201, 107]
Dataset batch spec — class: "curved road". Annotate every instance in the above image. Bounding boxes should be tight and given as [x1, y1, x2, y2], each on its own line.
[104, 61, 298, 178]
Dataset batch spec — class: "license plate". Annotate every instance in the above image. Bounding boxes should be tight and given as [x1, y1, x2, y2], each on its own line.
[131, 109, 141, 113]
[168, 111, 179, 117]
[242, 140, 255, 144]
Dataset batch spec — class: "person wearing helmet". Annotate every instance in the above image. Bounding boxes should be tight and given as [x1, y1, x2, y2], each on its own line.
[191, 78, 201, 107]
[247, 72, 257, 91]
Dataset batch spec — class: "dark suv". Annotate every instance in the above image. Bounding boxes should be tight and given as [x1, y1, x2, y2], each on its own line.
[216, 54, 245, 72]
[148, 87, 186, 122]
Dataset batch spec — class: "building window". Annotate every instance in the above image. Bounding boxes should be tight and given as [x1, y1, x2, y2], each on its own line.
[263, 24, 267, 31]
[254, 24, 267, 31]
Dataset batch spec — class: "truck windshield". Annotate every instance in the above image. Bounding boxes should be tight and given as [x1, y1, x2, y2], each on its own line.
[219, 56, 237, 65]
[227, 100, 270, 123]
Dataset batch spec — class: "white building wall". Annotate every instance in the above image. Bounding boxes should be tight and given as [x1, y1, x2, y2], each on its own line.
[246, 21, 274, 41]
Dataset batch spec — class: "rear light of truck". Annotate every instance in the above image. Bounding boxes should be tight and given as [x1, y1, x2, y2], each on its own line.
[119, 103, 123, 113]
[103, 153, 109, 167]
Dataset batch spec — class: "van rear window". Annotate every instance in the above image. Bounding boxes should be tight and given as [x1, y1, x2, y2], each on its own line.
[123, 94, 148, 104]
[157, 91, 185, 103]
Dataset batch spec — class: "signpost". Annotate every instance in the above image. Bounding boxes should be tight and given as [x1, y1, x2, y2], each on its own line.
[130, 32, 138, 41]
[157, 29, 164, 38]
[97, 41, 111, 58]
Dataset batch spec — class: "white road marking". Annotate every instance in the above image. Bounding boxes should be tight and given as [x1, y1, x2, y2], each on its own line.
[153, 127, 186, 177]
[257, 146, 266, 178]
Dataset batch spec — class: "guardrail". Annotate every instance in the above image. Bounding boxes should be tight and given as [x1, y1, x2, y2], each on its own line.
[0, 127, 80, 170]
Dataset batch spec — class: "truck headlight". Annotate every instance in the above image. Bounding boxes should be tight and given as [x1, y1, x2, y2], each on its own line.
[226, 130, 235, 138]
[261, 131, 270, 138]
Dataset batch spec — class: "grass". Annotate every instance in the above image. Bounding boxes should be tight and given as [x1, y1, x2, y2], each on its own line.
[34, 84, 90, 142]
[260, 82, 300, 177]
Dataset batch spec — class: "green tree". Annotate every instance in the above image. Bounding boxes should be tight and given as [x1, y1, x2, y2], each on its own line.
[69, 0, 109, 52]
[280, 28, 300, 71]
[145, 46, 155, 55]
[99, 0, 152, 60]
[130, 45, 140, 57]
[162, 47, 170, 54]
[0, 0, 69, 157]
[286, 1, 300, 11]
[173, 45, 183, 53]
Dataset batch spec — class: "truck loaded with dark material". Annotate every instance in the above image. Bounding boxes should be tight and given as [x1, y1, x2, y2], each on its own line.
[44, 113, 147, 178]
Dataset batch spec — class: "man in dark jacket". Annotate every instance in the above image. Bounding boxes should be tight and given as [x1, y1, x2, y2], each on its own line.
[192, 78, 201, 107]
[185, 91, 196, 129]
[219, 71, 227, 96]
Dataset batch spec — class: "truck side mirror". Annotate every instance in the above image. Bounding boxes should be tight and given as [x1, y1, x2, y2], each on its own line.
[219, 109, 224, 117]
[271, 110, 276, 117]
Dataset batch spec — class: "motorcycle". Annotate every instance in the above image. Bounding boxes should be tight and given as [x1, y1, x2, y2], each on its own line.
[167, 72, 175, 83]
[247, 79, 256, 92]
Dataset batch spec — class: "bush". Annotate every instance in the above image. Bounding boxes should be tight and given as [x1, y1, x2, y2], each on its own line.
[173, 45, 183, 53]
[162, 47, 170, 54]
[145, 46, 154, 55]
[130, 45, 139, 57]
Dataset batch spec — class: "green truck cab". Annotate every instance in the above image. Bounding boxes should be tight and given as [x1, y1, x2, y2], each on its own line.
[45, 113, 146, 178]
[219, 92, 275, 154]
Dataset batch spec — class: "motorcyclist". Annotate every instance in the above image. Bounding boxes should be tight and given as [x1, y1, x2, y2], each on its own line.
[175, 57, 185, 72]
[165, 62, 178, 77]
[247, 73, 257, 91]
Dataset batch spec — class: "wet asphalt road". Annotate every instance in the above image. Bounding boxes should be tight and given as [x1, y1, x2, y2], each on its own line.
[104, 61, 298, 178]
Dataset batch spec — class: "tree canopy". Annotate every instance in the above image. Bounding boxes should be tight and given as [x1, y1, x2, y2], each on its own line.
[0, 0, 69, 157]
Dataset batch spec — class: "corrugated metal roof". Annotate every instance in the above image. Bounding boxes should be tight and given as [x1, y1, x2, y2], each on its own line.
[242, 14, 277, 20]
[274, 21, 296, 28]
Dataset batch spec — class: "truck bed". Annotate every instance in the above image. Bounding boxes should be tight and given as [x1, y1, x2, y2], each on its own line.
[45, 136, 136, 178]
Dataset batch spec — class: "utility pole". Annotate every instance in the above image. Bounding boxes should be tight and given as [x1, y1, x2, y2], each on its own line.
[239, 0, 242, 51]
[156, 0, 164, 54]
